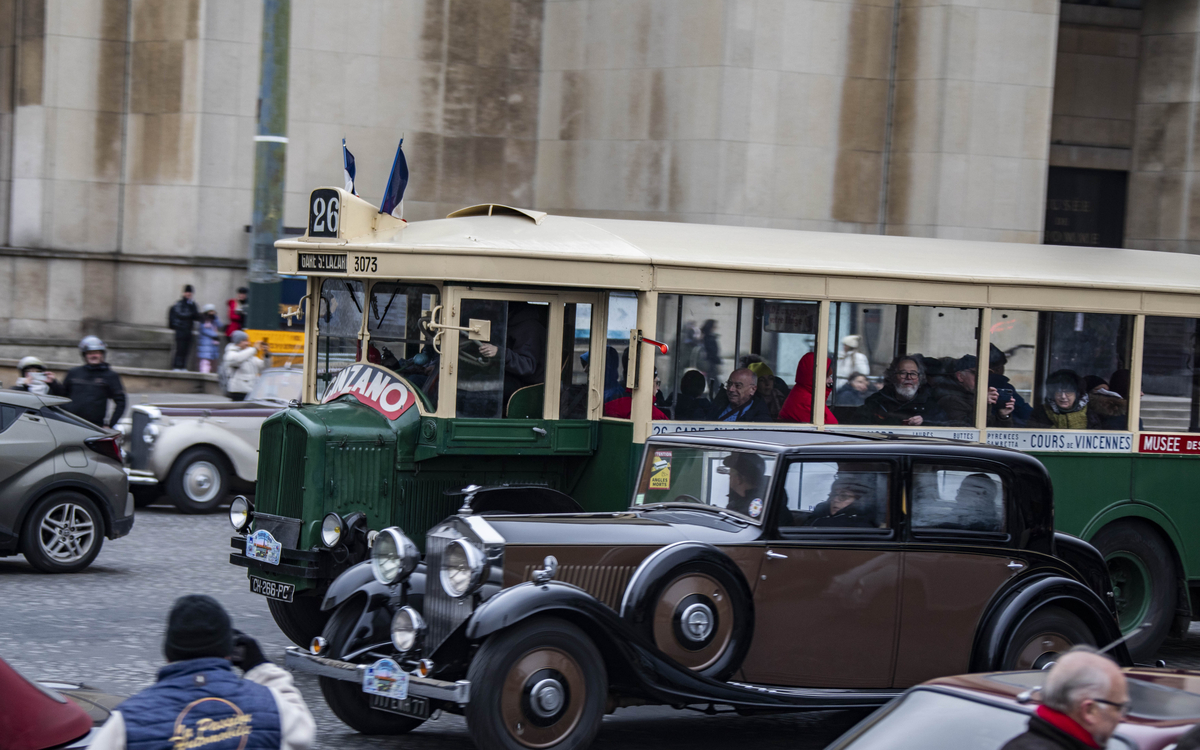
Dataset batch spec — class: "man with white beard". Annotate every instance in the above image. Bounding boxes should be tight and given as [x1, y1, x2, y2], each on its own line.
[854, 355, 948, 426]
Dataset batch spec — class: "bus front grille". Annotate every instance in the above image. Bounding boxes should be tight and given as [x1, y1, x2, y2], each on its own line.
[276, 422, 308, 520]
[255, 418, 284, 516]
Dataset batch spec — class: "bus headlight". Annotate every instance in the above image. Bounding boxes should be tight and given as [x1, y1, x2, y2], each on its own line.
[370, 528, 420, 585]
[321, 513, 344, 548]
[229, 496, 253, 533]
[390, 606, 425, 653]
[441, 539, 486, 598]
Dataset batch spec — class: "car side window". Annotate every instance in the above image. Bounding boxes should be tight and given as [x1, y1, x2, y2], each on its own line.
[777, 461, 891, 532]
[0, 404, 16, 433]
[911, 464, 1005, 533]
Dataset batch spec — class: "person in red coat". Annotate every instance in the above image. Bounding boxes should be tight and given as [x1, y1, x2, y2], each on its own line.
[225, 287, 248, 337]
[778, 352, 838, 424]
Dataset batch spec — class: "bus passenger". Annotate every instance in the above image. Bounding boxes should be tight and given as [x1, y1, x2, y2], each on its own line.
[778, 353, 837, 424]
[987, 344, 1032, 424]
[747, 361, 785, 419]
[834, 372, 875, 407]
[932, 355, 1015, 427]
[671, 369, 712, 421]
[1030, 369, 1101, 429]
[478, 301, 547, 405]
[1086, 375, 1129, 430]
[706, 368, 773, 422]
[851, 355, 947, 426]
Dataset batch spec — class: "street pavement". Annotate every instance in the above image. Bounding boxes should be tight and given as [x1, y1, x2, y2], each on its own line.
[0, 508, 869, 749]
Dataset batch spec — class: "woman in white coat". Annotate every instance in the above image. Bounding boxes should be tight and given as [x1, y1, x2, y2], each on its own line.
[222, 330, 264, 401]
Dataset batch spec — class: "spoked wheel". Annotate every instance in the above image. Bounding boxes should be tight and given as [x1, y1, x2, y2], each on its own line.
[319, 599, 426, 735]
[20, 492, 104, 573]
[1002, 606, 1096, 670]
[467, 617, 606, 750]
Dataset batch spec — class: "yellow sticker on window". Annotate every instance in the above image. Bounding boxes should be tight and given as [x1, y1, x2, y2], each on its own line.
[650, 451, 671, 490]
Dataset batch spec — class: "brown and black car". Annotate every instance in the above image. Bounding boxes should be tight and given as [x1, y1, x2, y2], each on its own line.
[286, 430, 1130, 750]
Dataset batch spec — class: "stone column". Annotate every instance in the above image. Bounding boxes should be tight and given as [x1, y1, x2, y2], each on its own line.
[1125, 0, 1200, 254]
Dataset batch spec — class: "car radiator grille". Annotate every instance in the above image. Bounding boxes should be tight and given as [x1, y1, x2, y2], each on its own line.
[129, 411, 150, 470]
[423, 533, 474, 654]
[519, 564, 636, 611]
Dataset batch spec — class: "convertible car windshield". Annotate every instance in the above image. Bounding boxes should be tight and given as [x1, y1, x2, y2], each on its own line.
[633, 446, 776, 522]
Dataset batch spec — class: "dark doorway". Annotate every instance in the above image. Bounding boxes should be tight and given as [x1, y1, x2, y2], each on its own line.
[1043, 167, 1128, 249]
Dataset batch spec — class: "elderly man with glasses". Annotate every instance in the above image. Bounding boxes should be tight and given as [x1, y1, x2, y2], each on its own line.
[705, 368, 773, 422]
[852, 355, 948, 427]
[1001, 646, 1129, 750]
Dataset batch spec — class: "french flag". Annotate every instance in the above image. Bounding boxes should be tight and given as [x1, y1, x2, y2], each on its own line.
[379, 138, 409, 220]
[342, 138, 357, 195]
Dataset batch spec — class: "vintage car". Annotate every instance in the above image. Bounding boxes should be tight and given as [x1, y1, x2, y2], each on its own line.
[119, 368, 302, 513]
[825, 667, 1200, 749]
[2, 655, 123, 748]
[281, 430, 1130, 750]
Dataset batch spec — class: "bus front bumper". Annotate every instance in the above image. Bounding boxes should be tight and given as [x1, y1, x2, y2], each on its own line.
[284, 647, 471, 704]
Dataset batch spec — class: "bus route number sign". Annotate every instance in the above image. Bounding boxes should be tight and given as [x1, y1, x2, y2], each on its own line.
[308, 188, 341, 238]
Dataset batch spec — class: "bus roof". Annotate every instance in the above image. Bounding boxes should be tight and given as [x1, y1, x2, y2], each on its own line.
[279, 191, 1200, 313]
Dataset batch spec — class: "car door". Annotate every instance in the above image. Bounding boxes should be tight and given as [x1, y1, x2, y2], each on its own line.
[0, 403, 55, 492]
[737, 458, 902, 688]
[891, 460, 1022, 687]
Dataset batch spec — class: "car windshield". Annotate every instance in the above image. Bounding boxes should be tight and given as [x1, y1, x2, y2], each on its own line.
[632, 445, 776, 523]
[831, 689, 1134, 750]
[250, 370, 303, 404]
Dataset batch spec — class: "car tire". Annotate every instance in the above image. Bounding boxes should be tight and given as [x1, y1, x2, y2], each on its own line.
[632, 559, 751, 681]
[1090, 520, 1174, 662]
[267, 594, 332, 648]
[131, 486, 159, 508]
[20, 492, 105, 574]
[466, 616, 607, 750]
[167, 447, 230, 514]
[318, 598, 426, 735]
[1001, 606, 1096, 670]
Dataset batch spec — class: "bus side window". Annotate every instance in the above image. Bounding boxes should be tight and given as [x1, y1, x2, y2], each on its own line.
[1142, 316, 1200, 432]
[600, 292, 638, 419]
[560, 302, 594, 419]
[316, 279, 365, 397]
[456, 299, 549, 419]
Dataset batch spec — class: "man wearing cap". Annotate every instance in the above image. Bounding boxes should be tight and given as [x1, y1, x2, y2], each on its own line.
[723, 452, 768, 518]
[91, 594, 314, 750]
[933, 354, 1015, 427]
[805, 473, 881, 528]
[168, 284, 201, 371]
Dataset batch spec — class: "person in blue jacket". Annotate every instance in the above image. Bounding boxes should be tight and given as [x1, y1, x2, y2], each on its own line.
[197, 304, 223, 374]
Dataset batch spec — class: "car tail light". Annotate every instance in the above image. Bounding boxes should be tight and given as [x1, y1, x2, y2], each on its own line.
[85, 435, 124, 463]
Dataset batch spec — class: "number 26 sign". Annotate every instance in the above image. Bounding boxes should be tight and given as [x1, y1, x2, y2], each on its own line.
[308, 188, 341, 238]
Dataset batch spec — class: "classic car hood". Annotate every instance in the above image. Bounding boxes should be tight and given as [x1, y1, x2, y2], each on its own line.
[482, 509, 753, 547]
[140, 400, 286, 417]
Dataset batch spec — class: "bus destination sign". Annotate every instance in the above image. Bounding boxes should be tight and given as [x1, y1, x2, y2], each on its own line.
[298, 253, 347, 273]
[1140, 434, 1200, 455]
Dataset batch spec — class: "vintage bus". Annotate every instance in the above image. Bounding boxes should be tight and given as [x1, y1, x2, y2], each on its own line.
[232, 186, 1200, 662]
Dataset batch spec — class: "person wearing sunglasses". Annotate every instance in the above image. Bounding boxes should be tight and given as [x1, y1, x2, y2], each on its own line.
[1001, 646, 1129, 750]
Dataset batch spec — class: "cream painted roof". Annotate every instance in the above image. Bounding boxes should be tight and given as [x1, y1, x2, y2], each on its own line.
[281, 209, 1200, 296]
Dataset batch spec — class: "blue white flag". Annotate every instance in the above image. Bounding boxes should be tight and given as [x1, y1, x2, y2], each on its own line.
[342, 138, 357, 195]
[379, 138, 408, 219]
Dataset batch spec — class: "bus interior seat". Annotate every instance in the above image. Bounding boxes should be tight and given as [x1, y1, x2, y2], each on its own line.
[506, 383, 544, 419]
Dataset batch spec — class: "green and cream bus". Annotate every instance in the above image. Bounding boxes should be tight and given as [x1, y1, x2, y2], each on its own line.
[231, 186, 1200, 661]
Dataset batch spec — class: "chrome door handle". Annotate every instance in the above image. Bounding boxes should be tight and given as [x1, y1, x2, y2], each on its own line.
[531, 427, 547, 436]
[1007, 561, 1025, 570]
[766, 550, 788, 560]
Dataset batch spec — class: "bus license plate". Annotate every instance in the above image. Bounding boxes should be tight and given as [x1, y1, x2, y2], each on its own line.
[369, 694, 430, 720]
[249, 576, 294, 603]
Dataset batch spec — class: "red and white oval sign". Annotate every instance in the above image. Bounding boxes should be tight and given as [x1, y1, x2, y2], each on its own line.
[321, 363, 416, 420]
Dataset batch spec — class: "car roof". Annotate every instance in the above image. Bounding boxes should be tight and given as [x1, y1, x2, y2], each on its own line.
[0, 389, 70, 409]
[647, 429, 1024, 457]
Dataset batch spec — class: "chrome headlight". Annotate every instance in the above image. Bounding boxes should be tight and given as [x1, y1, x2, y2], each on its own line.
[390, 606, 425, 653]
[229, 496, 253, 533]
[441, 538, 486, 598]
[321, 513, 344, 548]
[370, 528, 420, 585]
[141, 423, 160, 444]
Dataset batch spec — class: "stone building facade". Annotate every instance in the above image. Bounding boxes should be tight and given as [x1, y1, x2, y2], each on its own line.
[0, 0, 1186, 361]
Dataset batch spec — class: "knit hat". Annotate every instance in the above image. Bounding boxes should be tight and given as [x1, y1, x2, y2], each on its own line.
[746, 361, 774, 380]
[953, 354, 978, 373]
[232, 330, 250, 344]
[183, 284, 195, 293]
[163, 595, 234, 662]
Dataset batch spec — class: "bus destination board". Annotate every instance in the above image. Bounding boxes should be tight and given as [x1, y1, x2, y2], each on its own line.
[298, 253, 347, 273]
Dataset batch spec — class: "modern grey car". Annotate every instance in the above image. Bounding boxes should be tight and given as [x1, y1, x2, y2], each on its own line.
[0, 390, 133, 573]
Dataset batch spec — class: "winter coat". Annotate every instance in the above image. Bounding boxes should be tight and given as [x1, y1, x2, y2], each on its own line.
[836, 350, 869, 382]
[1029, 393, 1101, 430]
[168, 298, 200, 334]
[197, 319, 222, 361]
[89, 658, 314, 750]
[224, 343, 264, 395]
[226, 298, 247, 336]
[58, 362, 126, 428]
[999, 709, 1101, 750]
[855, 382, 948, 426]
[705, 391, 774, 422]
[501, 303, 548, 403]
[988, 372, 1032, 424]
[671, 392, 712, 421]
[833, 381, 874, 407]
[778, 353, 837, 424]
[932, 376, 1015, 428]
[1089, 390, 1130, 430]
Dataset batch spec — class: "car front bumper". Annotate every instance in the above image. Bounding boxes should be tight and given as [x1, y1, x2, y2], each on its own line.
[125, 468, 158, 486]
[284, 647, 471, 704]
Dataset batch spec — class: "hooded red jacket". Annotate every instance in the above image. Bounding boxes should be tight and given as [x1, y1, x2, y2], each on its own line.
[778, 352, 838, 424]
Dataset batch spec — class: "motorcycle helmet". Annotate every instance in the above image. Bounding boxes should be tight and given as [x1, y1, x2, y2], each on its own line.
[17, 356, 45, 373]
[79, 335, 106, 354]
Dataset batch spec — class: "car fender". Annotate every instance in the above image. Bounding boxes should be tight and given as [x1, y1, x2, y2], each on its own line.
[971, 574, 1129, 671]
[149, 421, 258, 482]
[618, 540, 754, 623]
[1079, 503, 1188, 578]
[15, 475, 120, 539]
[466, 580, 627, 642]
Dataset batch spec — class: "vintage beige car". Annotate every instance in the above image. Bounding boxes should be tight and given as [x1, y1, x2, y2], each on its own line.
[119, 368, 302, 513]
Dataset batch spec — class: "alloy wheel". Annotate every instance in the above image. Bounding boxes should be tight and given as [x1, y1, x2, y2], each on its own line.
[37, 502, 96, 563]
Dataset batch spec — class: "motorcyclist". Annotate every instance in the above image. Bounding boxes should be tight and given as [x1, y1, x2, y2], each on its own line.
[57, 336, 126, 428]
[12, 356, 57, 396]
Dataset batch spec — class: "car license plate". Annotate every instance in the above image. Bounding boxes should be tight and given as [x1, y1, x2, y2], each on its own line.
[363, 658, 408, 700]
[249, 576, 294, 603]
[246, 529, 282, 566]
[369, 693, 430, 719]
